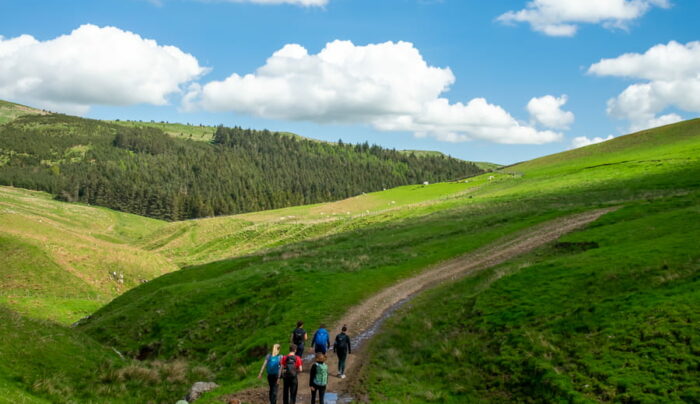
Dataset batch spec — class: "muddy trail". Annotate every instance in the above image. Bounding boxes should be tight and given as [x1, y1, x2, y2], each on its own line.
[223, 208, 615, 404]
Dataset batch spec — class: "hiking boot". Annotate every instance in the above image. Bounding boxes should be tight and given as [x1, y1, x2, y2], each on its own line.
[341, 374, 346, 379]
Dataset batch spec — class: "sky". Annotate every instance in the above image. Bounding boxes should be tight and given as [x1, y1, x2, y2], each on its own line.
[1, 0, 698, 164]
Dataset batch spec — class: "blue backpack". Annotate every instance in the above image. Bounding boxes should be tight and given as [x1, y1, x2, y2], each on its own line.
[266, 355, 281, 375]
[314, 328, 328, 346]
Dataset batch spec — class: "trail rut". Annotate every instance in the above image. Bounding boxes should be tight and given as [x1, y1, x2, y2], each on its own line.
[223, 208, 616, 404]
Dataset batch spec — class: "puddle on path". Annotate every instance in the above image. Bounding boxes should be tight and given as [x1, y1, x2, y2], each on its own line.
[324, 391, 354, 403]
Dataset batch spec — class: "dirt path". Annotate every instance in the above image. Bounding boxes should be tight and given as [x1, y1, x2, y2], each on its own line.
[223, 208, 615, 404]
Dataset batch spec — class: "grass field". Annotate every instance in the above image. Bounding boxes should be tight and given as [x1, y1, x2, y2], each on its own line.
[0, 187, 175, 324]
[364, 193, 700, 403]
[0, 100, 47, 125]
[1, 118, 698, 403]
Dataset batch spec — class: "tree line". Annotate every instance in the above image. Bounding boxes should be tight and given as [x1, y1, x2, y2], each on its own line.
[0, 114, 483, 220]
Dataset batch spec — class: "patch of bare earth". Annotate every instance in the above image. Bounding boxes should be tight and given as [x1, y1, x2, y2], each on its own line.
[221, 208, 616, 403]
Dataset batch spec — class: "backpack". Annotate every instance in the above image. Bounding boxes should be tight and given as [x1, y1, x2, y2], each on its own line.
[292, 328, 305, 345]
[266, 355, 281, 375]
[335, 333, 349, 352]
[283, 354, 298, 378]
[314, 328, 328, 346]
[313, 363, 328, 386]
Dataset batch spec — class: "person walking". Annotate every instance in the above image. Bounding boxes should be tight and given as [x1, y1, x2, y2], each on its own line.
[281, 344, 303, 404]
[312, 324, 330, 354]
[257, 343, 282, 404]
[333, 325, 352, 378]
[309, 353, 328, 404]
[291, 321, 307, 358]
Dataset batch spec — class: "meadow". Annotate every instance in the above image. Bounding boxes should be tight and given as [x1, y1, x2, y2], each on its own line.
[0, 112, 698, 403]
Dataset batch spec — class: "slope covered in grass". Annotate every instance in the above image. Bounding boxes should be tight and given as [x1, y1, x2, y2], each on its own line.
[0, 307, 212, 403]
[0, 186, 175, 324]
[0, 100, 47, 125]
[361, 122, 700, 403]
[81, 120, 700, 402]
[364, 193, 700, 403]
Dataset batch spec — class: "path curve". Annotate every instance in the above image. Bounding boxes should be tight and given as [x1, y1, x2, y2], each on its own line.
[224, 208, 615, 404]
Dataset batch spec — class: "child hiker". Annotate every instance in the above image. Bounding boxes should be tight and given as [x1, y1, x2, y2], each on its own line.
[258, 343, 282, 404]
[309, 352, 328, 404]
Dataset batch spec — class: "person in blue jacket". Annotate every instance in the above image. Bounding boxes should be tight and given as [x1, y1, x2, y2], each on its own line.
[312, 324, 331, 354]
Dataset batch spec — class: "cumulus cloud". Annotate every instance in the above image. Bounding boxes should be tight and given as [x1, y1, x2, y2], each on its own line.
[498, 0, 671, 37]
[527, 95, 574, 129]
[189, 40, 562, 144]
[589, 40, 699, 132]
[570, 135, 614, 149]
[0, 24, 206, 114]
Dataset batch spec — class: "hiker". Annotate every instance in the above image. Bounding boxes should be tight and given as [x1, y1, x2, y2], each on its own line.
[312, 324, 331, 354]
[333, 325, 352, 378]
[309, 352, 328, 404]
[258, 343, 282, 404]
[291, 320, 307, 358]
[280, 344, 303, 404]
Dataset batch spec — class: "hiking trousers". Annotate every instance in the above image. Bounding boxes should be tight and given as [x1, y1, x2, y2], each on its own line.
[295, 343, 305, 358]
[267, 374, 279, 404]
[337, 351, 348, 375]
[283, 376, 298, 404]
[311, 384, 326, 404]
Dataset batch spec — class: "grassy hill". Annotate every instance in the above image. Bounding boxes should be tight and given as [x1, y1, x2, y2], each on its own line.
[1, 119, 698, 403]
[0, 113, 481, 221]
[0, 100, 48, 125]
[363, 120, 700, 403]
[0, 186, 175, 324]
[80, 120, 700, 403]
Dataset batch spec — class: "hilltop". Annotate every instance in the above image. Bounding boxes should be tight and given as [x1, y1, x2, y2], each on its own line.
[0, 99, 49, 125]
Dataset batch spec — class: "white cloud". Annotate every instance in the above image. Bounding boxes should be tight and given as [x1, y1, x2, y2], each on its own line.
[190, 40, 562, 144]
[0, 24, 206, 114]
[498, 0, 671, 37]
[589, 40, 699, 132]
[527, 95, 574, 129]
[570, 135, 614, 149]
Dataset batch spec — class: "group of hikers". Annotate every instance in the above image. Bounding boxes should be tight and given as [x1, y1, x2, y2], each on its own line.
[258, 321, 352, 404]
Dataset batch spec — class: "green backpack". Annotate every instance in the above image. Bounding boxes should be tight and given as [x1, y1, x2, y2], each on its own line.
[314, 363, 328, 386]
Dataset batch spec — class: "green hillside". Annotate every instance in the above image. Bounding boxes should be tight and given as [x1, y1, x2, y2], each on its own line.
[1, 119, 698, 403]
[78, 120, 699, 403]
[363, 121, 700, 403]
[0, 113, 481, 220]
[0, 100, 48, 125]
[0, 186, 175, 324]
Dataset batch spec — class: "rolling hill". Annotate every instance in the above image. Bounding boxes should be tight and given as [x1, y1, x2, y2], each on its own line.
[0, 111, 482, 221]
[0, 118, 698, 403]
[83, 120, 699, 402]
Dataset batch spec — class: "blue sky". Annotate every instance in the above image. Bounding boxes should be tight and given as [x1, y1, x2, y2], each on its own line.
[1, 0, 698, 164]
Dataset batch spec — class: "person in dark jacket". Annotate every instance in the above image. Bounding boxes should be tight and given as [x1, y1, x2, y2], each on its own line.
[309, 352, 328, 404]
[290, 321, 307, 358]
[333, 325, 352, 378]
